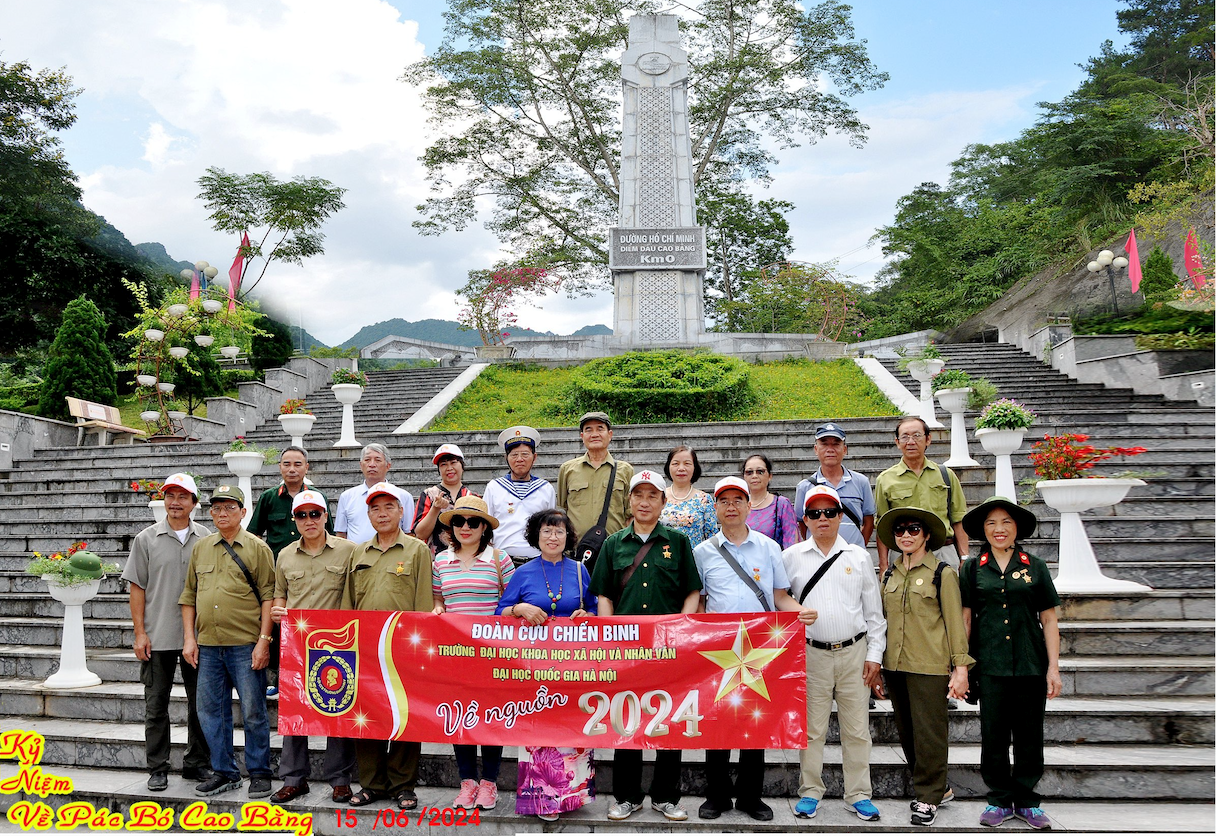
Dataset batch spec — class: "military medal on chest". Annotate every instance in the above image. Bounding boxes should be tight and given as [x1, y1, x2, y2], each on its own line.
[395, 562, 405, 575]
[662, 545, 672, 560]
[752, 567, 761, 582]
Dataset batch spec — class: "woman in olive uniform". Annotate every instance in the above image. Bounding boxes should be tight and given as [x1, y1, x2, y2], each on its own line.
[876, 507, 973, 828]
[960, 497, 1061, 831]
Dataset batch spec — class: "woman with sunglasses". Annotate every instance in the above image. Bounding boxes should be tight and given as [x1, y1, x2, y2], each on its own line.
[431, 496, 514, 812]
[741, 453, 799, 549]
[959, 498, 1060, 831]
[413, 443, 477, 554]
[876, 507, 973, 828]
[495, 508, 594, 822]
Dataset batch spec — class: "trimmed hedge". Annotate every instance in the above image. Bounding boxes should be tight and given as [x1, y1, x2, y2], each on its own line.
[566, 350, 756, 424]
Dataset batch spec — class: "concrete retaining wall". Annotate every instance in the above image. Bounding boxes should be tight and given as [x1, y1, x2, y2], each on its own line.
[0, 411, 79, 470]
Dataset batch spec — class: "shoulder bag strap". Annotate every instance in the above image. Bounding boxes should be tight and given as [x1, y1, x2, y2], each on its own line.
[597, 462, 619, 529]
[616, 539, 656, 603]
[219, 540, 262, 605]
[492, 548, 505, 595]
[714, 537, 772, 611]
[798, 549, 844, 605]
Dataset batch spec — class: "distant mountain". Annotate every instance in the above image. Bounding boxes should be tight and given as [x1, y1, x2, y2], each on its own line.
[288, 325, 328, 351]
[338, 318, 613, 349]
[573, 324, 612, 336]
[134, 242, 194, 276]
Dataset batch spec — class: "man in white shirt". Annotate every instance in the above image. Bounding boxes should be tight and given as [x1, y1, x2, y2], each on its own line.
[782, 485, 886, 822]
[482, 426, 556, 565]
[692, 477, 815, 822]
[335, 443, 415, 542]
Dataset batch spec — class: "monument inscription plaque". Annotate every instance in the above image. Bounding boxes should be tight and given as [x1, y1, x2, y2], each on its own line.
[609, 227, 707, 270]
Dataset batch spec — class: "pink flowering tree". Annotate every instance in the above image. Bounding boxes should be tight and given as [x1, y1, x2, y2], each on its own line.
[456, 266, 561, 345]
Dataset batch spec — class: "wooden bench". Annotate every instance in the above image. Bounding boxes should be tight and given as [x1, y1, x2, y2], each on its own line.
[65, 397, 146, 447]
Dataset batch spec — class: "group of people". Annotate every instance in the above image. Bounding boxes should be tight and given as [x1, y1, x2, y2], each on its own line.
[123, 411, 1061, 829]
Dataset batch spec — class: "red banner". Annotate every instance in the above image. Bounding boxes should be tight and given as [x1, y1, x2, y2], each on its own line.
[278, 611, 806, 749]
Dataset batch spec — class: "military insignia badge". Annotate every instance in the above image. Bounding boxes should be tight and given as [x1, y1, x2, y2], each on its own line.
[306, 620, 358, 716]
[845, 566, 853, 574]
[396, 561, 405, 575]
[662, 545, 672, 560]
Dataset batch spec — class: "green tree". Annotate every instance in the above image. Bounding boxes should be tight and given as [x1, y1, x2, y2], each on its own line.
[250, 316, 295, 373]
[196, 168, 347, 297]
[38, 296, 117, 420]
[405, 0, 886, 291]
[1140, 246, 1178, 302]
[699, 187, 794, 330]
[172, 341, 225, 414]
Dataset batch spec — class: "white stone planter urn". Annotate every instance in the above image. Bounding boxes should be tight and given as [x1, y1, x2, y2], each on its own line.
[906, 359, 946, 428]
[474, 344, 517, 361]
[42, 577, 103, 688]
[1036, 477, 1150, 593]
[222, 451, 264, 528]
[278, 413, 317, 449]
[975, 427, 1029, 499]
[935, 387, 978, 467]
[332, 384, 364, 449]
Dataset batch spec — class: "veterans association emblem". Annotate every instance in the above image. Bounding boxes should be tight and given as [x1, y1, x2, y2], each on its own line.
[306, 620, 359, 716]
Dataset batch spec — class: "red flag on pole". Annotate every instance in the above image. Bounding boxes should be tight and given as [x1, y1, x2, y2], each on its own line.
[189, 270, 200, 301]
[1125, 229, 1142, 293]
[228, 232, 250, 312]
[1184, 229, 1207, 290]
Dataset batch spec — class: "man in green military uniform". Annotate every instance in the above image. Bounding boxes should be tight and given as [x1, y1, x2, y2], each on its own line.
[875, 416, 969, 575]
[248, 445, 333, 696]
[342, 482, 433, 810]
[557, 411, 633, 540]
[180, 484, 276, 800]
[589, 469, 701, 823]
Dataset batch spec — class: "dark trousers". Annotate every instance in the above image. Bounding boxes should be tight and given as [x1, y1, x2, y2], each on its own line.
[612, 749, 682, 805]
[453, 745, 502, 782]
[267, 621, 281, 681]
[705, 749, 764, 806]
[141, 650, 209, 775]
[884, 670, 949, 805]
[355, 739, 421, 797]
[280, 735, 357, 788]
[980, 675, 1047, 808]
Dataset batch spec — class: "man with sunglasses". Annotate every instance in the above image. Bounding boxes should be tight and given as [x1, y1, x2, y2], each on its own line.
[269, 490, 358, 804]
[692, 477, 815, 822]
[781, 485, 886, 823]
[874, 416, 968, 576]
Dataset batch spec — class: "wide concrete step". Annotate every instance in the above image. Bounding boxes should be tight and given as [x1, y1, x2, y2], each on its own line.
[14, 765, 1216, 833]
[6, 716, 1213, 801]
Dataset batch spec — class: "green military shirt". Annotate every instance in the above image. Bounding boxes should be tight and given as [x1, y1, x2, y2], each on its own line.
[344, 531, 433, 613]
[274, 534, 357, 610]
[179, 529, 275, 646]
[960, 549, 1061, 677]
[248, 483, 334, 560]
[881, 553, 975, 676]
[587, 523, 700, 616]
[875, 459, 967, 530]
[556, 453, 634, 539]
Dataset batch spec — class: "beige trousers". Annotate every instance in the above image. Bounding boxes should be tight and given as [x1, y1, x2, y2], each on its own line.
[800, 638, 873, 802]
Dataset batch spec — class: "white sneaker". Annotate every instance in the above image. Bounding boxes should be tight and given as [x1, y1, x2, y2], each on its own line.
[651, 801, 688, 821]
[537, 812, 559, 822]
[607, 800, 641, 820]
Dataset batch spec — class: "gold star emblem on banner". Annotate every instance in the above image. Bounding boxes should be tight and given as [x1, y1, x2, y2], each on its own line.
[698, 620, 787, 702]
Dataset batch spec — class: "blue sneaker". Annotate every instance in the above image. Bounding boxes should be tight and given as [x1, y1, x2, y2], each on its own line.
[794, 797, 819, 818]
[847, 799, 881, 821]
[265, 685, 279, 698]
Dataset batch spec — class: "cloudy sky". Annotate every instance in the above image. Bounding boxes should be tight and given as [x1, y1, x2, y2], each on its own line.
[0, 1, 1126, 346]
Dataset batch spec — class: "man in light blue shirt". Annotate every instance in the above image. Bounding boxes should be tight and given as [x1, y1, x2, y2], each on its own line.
[693, 477, 815, 823]
[794, 423, 876, 549]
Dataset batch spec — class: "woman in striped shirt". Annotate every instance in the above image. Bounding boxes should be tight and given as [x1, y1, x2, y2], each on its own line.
[431, 496, 515, 811]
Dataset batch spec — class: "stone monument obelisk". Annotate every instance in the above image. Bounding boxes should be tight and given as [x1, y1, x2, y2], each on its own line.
[610, 14, 706, 343]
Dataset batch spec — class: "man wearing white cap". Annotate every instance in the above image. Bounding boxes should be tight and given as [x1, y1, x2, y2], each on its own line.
[483, 426, 556, 565]
[269, 490, 358, 804]
[123, 472, 212, 792]
[335, 443, 415, 543]
[692, 477, 816, 822]
[781, 485, 886, 823]
[588, 470, 700, 823]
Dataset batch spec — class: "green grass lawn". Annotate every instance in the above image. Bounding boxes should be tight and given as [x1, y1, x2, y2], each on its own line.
[430, 358, 899, 431]
[116, 391, 237, 428]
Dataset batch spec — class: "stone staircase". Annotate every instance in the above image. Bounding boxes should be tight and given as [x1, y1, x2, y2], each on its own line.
[0, 346, 1211, 831]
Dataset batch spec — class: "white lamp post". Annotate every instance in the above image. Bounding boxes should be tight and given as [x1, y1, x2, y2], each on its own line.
[1087, 249, 1127, 315]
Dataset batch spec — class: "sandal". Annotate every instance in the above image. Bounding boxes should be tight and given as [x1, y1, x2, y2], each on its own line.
[396, 790, 418, 810]
[349, 788, 382, 807]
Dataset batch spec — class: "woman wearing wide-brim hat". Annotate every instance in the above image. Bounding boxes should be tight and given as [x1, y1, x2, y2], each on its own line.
[431, 494, 511, 812]
[958, 498, 1061, 831]
[876, 507, 973, 827]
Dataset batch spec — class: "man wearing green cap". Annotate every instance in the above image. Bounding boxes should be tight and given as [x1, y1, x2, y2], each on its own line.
[180, 484, 276, 800]
[557, 412, 633, 552]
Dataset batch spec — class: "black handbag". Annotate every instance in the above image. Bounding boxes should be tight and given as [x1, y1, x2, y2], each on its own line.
[574, 462, 618, 571]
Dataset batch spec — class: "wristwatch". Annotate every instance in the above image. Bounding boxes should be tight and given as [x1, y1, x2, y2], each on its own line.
[258, 634, 273, 642]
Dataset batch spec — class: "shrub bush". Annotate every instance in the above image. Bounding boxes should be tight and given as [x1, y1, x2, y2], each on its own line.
[38, 297, 118, 420]
[219, 368, 260, 389]
[566, 350, 756, 424]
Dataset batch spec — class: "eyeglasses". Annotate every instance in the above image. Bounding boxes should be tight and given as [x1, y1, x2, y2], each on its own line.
[892, 522, 924, 536]
[293, 509, 324, 520]
[450, 516, 484, 529]
[898, 433, 926, 443]
[716, 497, 748, 508]
[210, 504, 241, 515]
[539, 527, 566, 539]
[804, 508, 840, 520]
[743, 468, 768, 476]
